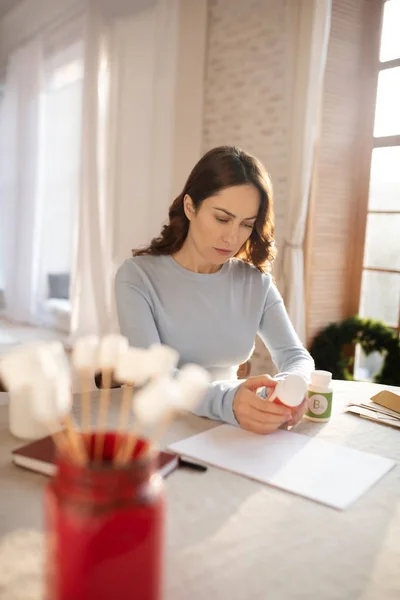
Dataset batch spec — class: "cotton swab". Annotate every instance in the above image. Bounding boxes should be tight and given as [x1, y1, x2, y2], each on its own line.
[146, 364, 210, 455]
[48, 342, 88, 464]
[31, 378, 72, 460]
[117, 364, 210, 465]
[114, 343, 179, 462]
[95, 334, 129, 461]
[115, 377, 181, 466]
[31, 366, 76, 460]
[112, 347, 153, 461]
[146, 344, 179, 378]
[72, 336, 99, 433]
[114, 344, 179, 464]
[2, 337, 212, 471]
[176, 364, 211, 409]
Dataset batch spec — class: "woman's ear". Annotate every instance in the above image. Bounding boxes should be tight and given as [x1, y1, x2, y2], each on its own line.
[183, 194, 195, 221]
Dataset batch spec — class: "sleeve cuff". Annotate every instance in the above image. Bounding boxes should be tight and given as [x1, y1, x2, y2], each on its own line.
[220, 385, 240, 426]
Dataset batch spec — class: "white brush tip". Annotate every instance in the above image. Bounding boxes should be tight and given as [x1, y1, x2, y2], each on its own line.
[98, 334, 129, 369]
[72, 336, 99, 370]
[147, 344, 179, 376]
[133, 377, 181, 425]
[177, 364, 210, 409]
[114, 347, 152, 385]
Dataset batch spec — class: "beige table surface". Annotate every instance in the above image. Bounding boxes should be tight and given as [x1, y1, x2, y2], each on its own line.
[0, 380, 399, 600]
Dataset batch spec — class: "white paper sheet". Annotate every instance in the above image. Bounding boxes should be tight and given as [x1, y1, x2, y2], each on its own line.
[168, 425, 396, 509]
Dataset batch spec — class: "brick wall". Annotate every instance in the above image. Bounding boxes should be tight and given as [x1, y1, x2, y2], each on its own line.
[202, 0, 293, 374]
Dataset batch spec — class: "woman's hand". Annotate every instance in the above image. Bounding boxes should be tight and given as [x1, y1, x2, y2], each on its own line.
[286, 396, 308, 427]
[233, 375, 292, 435]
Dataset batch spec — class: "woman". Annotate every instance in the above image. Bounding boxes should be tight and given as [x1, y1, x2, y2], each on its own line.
[115, 146, 314, 434]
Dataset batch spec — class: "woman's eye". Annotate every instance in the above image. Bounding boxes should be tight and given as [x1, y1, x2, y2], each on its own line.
[216, 217, 229, 224]
[242, 223, 254, 229]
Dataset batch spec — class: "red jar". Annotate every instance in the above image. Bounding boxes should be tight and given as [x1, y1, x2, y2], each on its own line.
[45, 433, 165, 600]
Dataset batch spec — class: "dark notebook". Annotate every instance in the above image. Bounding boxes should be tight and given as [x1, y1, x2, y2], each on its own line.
[12, 436, 179, 478]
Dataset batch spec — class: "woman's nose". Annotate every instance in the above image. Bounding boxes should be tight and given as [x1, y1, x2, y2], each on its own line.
[222, 223, 239, 246]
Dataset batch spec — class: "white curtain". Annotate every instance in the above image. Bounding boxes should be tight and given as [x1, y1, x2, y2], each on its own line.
[34, 40, 84, 331]
[70, 0, 182, 339]
[70, 0, 114, 340]
[0, 39, 43, 324]
[69, 0, 207, 340]
[280, 0, 331, 343]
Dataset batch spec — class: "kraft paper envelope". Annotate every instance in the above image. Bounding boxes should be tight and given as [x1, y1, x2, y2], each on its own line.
[371, 390, 400, 415]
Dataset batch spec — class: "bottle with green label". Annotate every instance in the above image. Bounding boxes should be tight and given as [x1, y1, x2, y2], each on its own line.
[304, 370, 333, 422]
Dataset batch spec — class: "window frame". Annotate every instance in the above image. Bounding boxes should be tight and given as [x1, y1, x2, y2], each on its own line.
[349, 0, 400, 335]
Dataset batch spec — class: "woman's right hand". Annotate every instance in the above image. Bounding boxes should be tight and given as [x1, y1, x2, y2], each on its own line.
[232, 375, 292, 435]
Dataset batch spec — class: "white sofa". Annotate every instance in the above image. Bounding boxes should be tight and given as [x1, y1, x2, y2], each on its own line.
[41, 298, 71, 333]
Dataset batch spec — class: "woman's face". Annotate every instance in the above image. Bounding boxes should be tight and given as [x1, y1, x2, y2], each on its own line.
[184, 184, 260, 265]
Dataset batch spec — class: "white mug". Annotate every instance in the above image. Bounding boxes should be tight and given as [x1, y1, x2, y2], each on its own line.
[9, 387, 56, 440]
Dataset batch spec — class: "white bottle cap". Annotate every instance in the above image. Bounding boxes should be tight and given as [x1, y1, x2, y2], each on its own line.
[311, 370, 332, 388]
[267, 374, 307, 408]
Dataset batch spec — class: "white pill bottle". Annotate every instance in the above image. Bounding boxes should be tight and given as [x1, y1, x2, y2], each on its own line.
[304, 370, 333, 422]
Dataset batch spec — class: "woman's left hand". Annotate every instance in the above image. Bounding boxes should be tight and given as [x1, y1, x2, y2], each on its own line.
[286, 396, 308, 427]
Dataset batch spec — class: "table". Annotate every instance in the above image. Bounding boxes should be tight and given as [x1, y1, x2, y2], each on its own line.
[0, 380, 399, 600]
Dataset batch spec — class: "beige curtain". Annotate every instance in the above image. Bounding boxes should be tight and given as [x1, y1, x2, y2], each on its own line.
[280, 0, 331, 343]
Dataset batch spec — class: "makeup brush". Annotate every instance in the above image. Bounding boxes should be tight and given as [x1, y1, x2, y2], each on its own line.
[115, 376, 181, 466]
[95, 334, 129, 461]
[113, 347, 153, 461]
[72, 336, 99, 434]
[146, 344, 179, 378]
[118, 363, 210, 465]
[144, 364, 210, 455]
[48, 342, 88, 464]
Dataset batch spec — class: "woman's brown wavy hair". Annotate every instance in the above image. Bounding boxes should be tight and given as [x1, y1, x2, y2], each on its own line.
[133, 145, 276, 272]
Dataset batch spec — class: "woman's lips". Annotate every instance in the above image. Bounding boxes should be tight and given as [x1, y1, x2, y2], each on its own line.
[214, 248, 232, 256]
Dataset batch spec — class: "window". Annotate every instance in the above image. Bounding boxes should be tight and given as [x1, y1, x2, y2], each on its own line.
[35, 42, 84, 326]
[356, 0, 400, 379]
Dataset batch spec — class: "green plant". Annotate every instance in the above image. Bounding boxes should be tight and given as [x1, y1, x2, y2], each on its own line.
[310, 316, 400, 386]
